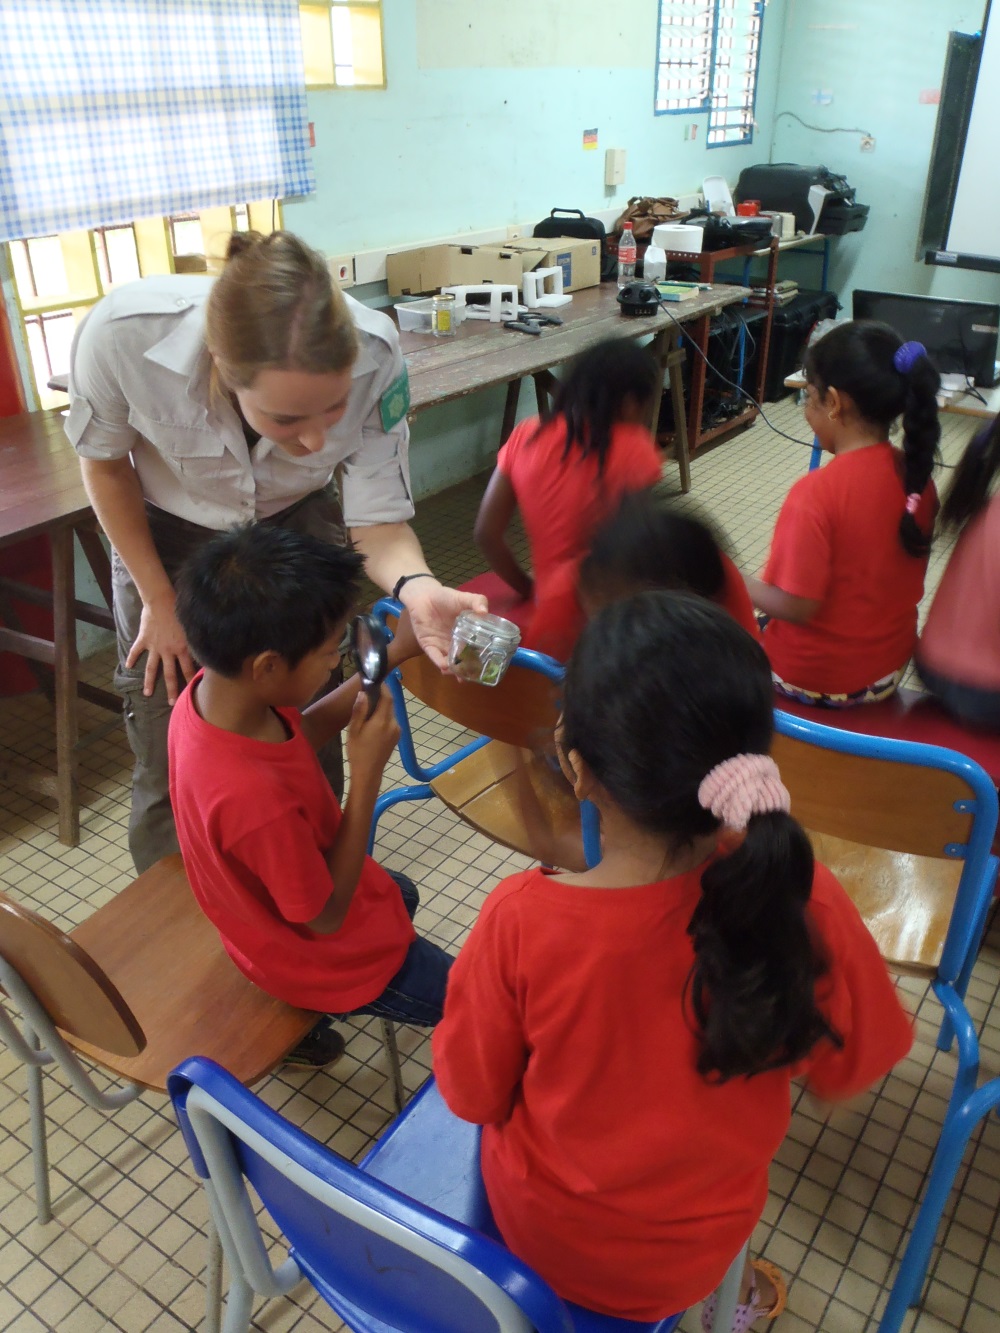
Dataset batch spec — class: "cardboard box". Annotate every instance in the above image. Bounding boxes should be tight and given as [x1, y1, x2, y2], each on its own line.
[480, 236, 601, 292]
[386, 243, 529, 297]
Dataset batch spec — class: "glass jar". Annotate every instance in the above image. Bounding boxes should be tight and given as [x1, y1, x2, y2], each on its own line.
[431, 291, 457, 337]
[449, 611, 521, 686]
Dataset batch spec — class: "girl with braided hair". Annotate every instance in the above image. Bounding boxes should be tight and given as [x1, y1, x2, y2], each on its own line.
[747, 319, 940, 706]
[433, 592, 911, 1330]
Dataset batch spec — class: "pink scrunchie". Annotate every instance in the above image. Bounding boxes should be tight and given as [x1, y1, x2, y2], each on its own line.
[697, 753, 790, 831]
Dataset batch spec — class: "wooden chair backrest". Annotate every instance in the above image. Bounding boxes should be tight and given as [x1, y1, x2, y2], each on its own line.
[0, 896, 145, 1058]
[398, 653, 560, 749]
[772, 729, 975, 860]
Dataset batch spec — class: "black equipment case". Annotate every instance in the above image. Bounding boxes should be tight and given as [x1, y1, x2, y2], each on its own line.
[764, 289, 842, 401]
[533, 208, 615, 280]
[736, 164, 869, 237]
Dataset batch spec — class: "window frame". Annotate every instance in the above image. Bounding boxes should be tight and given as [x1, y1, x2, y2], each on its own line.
[5, 202, 281, 410]
[300, 0, 387, 91]
[653, 0, 765, 149]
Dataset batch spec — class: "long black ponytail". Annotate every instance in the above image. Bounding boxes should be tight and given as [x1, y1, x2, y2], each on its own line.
[561, 593, 842, 1081]
[940, 415, 1000, 534]
[805, 319, 940, 557]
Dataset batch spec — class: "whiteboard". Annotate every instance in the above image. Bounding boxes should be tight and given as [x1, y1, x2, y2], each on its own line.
[945, 6, 1000, 259]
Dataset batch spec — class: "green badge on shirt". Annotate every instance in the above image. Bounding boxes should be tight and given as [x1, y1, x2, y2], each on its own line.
[380, 369, 411, 432]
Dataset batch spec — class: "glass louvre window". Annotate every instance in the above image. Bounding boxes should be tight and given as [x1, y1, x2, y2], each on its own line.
[654, 0, 764, 147]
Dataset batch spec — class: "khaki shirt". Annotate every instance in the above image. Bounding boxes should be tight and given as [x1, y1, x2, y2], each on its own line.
[66, 275, 413, 530]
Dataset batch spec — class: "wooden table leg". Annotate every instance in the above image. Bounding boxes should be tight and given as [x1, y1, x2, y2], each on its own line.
[532, 368, 558, 414]
[76, 522, 113, 610]
[499, 378, 521, 445]
[650, 328, 692, 494]
[666, 339, 691, 494]
[50, 527, 80, 846]
[687, 313, 711, 457]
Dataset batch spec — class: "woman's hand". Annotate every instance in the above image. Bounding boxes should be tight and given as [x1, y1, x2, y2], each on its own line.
[125, 594, 196, 703]
[400, 578, 489, 672]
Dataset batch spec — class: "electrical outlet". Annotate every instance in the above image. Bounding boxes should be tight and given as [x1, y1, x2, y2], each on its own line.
[860, 134, 876, 152]
[506, 226, 523, 241]
[329, 255, 355, 287]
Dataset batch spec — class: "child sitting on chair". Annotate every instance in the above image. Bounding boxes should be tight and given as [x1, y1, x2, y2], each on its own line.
[434, 592, 912, 1329]
[468, 337, 664, 661]
[747, 320, 939, 707]
[168, 523, 453, 1065]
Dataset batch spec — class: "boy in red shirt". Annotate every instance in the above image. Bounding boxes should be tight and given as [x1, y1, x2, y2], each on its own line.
[168, 524, 453, 1059]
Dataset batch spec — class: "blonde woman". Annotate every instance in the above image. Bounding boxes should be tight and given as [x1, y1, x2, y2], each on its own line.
[68, 231, 483, 875]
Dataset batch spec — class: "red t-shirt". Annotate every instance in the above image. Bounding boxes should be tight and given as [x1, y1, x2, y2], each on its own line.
[918, 493, 1000, 690]
[719, 551, 760, 638]
[168, 674, 414, 1012]
[761, 444, 936, 694]
[499, 414, 662, 653]
[432, 862, 912, 1319]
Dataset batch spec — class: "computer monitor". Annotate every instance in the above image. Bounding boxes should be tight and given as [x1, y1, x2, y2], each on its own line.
[852, 289, 1000, 387]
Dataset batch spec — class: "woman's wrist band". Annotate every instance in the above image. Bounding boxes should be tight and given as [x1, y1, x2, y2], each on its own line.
[392, 571, 437, 601]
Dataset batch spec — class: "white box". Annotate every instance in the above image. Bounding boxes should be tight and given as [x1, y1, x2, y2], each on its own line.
[394, 298, 436, 332]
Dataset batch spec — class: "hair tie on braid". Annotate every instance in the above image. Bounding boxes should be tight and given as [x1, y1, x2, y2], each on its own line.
[894, 341, 927, 376]
[905, 492, 921, 515]
[697, 754, 790, 832]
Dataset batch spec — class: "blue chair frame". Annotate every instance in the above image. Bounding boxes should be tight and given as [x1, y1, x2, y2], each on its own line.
[170, 1057, 750, 1333]
[771, 711, 1000, 1330]
[368, 598, 601, 867]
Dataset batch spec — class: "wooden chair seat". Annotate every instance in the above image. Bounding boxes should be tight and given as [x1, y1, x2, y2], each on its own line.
[804, 831, 960, 977]
[431, 741, 588, 872]
[66, 855, 315, 1089]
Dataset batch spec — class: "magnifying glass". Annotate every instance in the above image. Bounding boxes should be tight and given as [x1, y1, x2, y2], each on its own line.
[351, 613, 389, 718]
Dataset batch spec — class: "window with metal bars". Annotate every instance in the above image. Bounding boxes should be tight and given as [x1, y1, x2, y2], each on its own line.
[654, 0, 764, 148]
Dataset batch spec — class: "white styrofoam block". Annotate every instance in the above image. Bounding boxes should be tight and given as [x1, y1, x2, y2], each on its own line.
[441, 283, 520, 322]
[522, 267, 572, 309]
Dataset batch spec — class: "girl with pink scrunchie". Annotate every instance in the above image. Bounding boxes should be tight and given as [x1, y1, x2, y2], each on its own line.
[747, 320, 940, 707]
[434, 592, 912, 1331]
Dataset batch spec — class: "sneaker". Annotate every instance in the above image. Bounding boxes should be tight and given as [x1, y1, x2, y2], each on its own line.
[284, 1017, 347, 1069]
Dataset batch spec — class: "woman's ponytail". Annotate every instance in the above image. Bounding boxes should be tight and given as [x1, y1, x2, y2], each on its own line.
[940, 415, 1000, 534]
[687, 811, 842, 1081]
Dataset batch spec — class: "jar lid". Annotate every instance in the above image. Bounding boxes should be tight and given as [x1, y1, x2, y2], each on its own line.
[455, 610, 521, 643]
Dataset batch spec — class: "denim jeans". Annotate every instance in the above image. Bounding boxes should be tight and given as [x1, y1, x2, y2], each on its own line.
[915, 659, 1000, 731]
[338, 872, 454, 1027]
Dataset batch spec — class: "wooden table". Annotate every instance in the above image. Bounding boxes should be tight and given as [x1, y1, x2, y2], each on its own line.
[399, 282, 751, 493]
[0, 411, 117, 845]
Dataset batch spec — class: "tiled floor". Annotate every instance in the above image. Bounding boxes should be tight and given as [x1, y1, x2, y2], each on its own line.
[1, 394, 998, 1332]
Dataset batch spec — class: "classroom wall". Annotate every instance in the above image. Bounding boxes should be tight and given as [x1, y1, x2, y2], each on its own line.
[770, 0, 1000, 307]
[284, 0, 791, 497]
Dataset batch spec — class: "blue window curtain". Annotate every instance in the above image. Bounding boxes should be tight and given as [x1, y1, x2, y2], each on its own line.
[0, 0, 314, 243]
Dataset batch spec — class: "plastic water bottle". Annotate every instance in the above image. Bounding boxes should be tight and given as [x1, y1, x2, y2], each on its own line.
[617, 222, 637, 288]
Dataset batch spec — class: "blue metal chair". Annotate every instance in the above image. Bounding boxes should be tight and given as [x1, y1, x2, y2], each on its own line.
[169, 1056, 749, 1333]
[369, 598, 600, 869]
[770, 710, 1000, 1329]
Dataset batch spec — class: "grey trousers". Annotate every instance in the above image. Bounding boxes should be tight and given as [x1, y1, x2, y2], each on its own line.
[113, 490, 348, 874]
